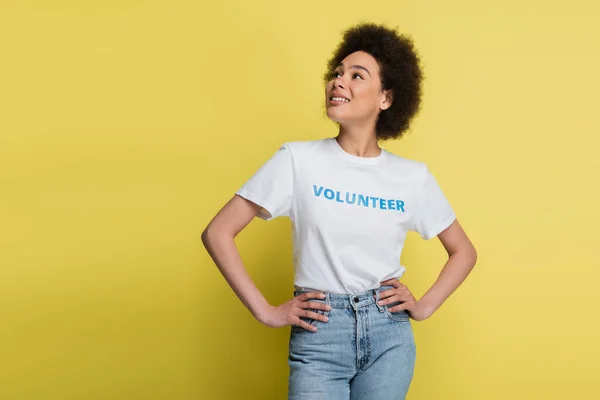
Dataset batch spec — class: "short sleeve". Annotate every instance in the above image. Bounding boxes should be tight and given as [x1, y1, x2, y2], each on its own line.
[411, 166, 456, 240]
[235, 143, 294, 221]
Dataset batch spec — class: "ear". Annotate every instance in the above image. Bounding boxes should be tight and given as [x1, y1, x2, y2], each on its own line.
[380, 89, 394, 110]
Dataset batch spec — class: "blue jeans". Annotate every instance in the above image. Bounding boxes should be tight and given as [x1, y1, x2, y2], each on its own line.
[288, 285, 416, 400]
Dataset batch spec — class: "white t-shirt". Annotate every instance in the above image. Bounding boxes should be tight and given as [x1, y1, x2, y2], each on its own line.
[235, 137, 456, 294]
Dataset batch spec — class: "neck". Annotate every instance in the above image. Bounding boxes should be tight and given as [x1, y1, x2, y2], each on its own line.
[336, 125, 381, 158]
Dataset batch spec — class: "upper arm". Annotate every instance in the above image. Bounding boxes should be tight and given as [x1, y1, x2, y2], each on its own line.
[202, 194, 262, 239]
[436, 218, 477, 260]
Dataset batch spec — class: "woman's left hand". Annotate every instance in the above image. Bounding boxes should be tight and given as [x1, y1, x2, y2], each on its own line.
[377, 278, 433, 321]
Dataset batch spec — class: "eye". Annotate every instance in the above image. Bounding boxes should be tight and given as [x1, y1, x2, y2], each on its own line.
[331, 71, 363, 80]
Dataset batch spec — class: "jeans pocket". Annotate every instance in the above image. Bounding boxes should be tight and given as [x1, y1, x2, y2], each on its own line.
[383, 301, 410, 323]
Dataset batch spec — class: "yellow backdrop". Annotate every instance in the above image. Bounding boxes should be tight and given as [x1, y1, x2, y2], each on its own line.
[1, 1, 599, 399]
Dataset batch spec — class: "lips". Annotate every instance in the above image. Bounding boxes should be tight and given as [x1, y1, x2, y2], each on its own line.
[329, 91, 350, 102]
[330, 97, 349, 104]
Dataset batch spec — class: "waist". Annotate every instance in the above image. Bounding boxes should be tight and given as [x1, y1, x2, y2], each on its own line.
[293, 284, 395, 307]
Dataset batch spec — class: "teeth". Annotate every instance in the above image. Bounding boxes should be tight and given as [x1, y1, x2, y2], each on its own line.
[331, 97, 349, 102]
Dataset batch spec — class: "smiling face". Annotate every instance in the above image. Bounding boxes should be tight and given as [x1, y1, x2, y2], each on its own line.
[325, 50, 393, 127]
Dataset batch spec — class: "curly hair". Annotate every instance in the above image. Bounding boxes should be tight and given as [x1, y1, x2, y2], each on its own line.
[323, 22, 424, 141]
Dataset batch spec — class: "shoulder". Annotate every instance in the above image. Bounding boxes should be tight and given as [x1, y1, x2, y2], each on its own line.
[281, 138, 326, 152]
[382, 149, 429, 181]
[278, 138, 329, 161]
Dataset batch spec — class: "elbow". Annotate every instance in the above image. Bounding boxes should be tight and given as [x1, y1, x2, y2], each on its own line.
[452, 244, 477, 268]
[201, 221, 232, 247]
[469, 246, 478, 267]
[201, 223, 214, 247]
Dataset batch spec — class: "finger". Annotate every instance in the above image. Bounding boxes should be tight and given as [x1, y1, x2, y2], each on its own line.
[301, 301, 331, 311]
[400, 286, 411, 294]
[377, 294, 401, 305]
[377, 288, 399, 299]
[395, 288, 414, 301]
[301, 291, 326, 301]
[380, 278, 399, 287]
[402, 292, 416, 302]
[390, 278, 400, 287]
[294, 318, 318, 332]
[301, 309, 329, 322]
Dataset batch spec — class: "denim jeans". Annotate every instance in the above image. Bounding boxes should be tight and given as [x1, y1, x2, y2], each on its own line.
[288, 285, 416, 400]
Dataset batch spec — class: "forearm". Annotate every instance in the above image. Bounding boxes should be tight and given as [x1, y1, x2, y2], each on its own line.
[418, 249, 477, 315]
[201, 228, 271, 323]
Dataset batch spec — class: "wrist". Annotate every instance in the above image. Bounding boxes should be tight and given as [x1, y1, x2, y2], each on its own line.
[255, 303, 274, 324]
[417, 298, 438, 318]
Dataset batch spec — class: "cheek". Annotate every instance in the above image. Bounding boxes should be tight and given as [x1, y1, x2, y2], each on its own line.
[355, 89, 380, 108]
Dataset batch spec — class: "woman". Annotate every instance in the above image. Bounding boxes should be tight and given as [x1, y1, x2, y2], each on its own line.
[202, 22, 477, 399]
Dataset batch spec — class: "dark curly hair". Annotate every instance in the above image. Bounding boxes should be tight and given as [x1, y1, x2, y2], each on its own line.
[323, 22, 424, 141]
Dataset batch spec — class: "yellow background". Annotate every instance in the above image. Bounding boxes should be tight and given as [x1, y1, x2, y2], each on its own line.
[1, 1, 599, 399]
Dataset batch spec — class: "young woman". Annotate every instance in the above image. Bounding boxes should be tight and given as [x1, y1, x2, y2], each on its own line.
[202, 22, 477, 399]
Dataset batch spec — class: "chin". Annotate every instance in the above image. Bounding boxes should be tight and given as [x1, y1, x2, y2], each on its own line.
[327, 115, 345, 124]
[326, 109, 347, 124]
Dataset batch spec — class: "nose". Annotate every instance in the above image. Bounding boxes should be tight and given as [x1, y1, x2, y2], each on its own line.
[333, 76, 345, 90]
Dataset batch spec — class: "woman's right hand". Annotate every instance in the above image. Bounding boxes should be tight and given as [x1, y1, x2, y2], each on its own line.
[258, 291, 331, 332]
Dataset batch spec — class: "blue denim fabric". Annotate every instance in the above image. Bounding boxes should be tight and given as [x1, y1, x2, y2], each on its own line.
[288, 285, 416, 400]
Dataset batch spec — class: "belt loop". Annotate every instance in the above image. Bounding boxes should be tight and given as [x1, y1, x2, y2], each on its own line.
[374, 288, 384, 313]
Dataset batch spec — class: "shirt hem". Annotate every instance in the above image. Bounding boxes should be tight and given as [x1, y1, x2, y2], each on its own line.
[422, 212, 457, 240]
[235, 189, 277, 220]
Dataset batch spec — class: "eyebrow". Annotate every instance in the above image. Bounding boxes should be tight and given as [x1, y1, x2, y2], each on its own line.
[336, 62, 371, 76]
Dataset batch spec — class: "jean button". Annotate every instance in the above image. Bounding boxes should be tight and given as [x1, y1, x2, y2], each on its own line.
[353, 297, 359, 303]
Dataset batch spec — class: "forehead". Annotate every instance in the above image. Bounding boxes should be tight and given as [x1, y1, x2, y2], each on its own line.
[339, 51, 379, 72]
